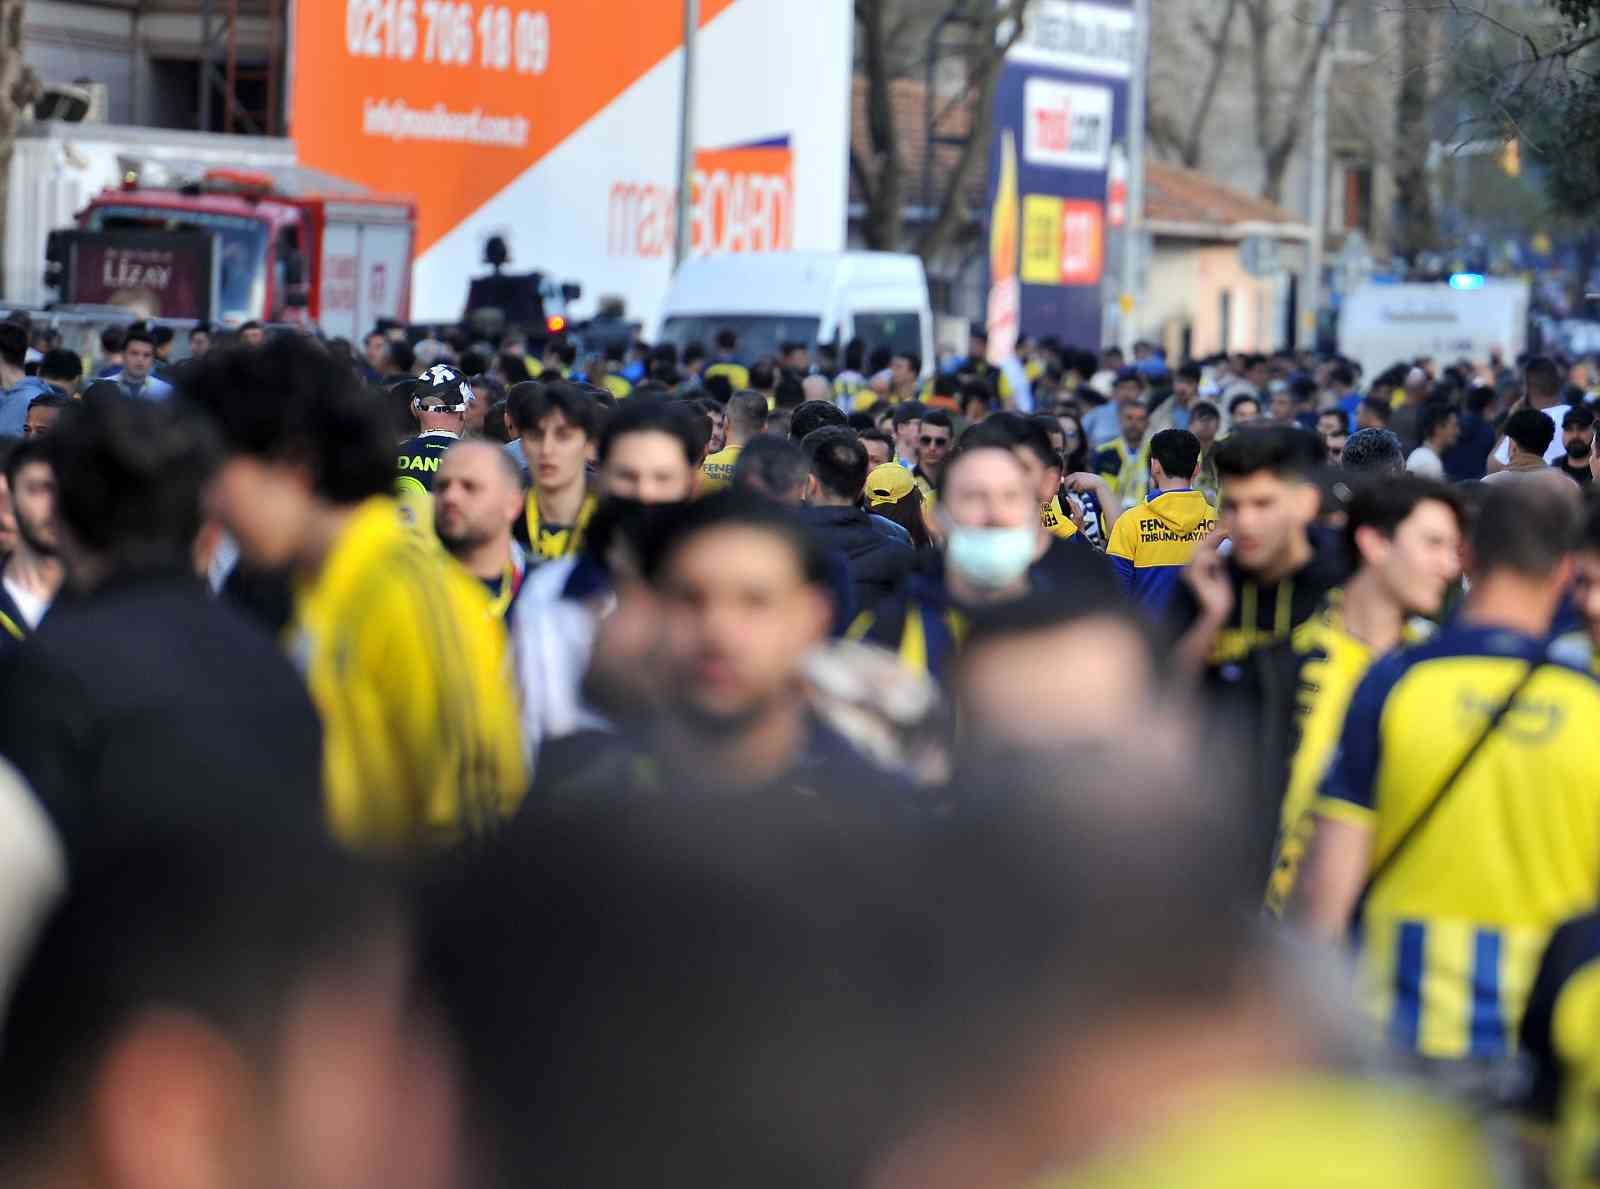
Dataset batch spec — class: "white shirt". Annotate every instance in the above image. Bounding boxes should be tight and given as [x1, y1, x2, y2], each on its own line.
[1492, 404, 1569, 466]
[3, 577, 48, 629]
[1405, 444, 1445, 479]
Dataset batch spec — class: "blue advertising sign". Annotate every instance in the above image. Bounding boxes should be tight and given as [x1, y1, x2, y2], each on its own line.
[986, 0, 1136, 350]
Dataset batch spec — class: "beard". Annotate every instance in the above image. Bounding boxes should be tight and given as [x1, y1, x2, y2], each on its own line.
[14, 513, 54, 558]
[434, 520, 491, 555]
[1569, 440, 1593, 462]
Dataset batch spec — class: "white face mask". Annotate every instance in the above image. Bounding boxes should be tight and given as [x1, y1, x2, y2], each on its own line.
[945, 524, 1036, 589]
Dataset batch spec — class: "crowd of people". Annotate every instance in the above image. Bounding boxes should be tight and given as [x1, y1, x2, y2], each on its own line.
[2, 309, 1600, 1188]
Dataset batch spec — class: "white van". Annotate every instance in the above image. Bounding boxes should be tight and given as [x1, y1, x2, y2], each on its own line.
[1337, 279, 1529, 382]
[652, 251, 935, 377]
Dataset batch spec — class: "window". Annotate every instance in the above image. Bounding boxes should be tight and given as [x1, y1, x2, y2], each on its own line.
[1343, 166, 1373, 235]
[1341, 1, 1378, 55]
[850, 312, 924, 359]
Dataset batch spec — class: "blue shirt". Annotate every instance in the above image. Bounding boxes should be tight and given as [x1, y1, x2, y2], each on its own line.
[109, 371, 174, 401]
[0, 377, 53, 437]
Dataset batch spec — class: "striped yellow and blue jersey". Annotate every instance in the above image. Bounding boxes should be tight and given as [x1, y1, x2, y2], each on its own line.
[1090, 436, 1151, 506]
[289, 496, 526, 853]
[1315, 623, 1600, 1060]
[523, 488, 597, 564]
[1266, 600, 1429, 915]
[1524, 913, 1600, 1189]
[1104, 488, 1216, 613]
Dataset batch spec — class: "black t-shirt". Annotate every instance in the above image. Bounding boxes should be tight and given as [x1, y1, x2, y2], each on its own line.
[1557, 458, 1595, 486]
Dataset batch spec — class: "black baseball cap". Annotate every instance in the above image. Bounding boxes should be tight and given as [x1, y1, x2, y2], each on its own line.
[414, 363, 473, 412]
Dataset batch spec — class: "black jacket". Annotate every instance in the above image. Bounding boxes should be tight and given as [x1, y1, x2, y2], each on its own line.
[795, 505, 915, 618]
[0, 571, 325, 864]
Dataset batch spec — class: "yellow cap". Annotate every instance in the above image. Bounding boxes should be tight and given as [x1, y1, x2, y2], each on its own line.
[865, 463, 916, 507]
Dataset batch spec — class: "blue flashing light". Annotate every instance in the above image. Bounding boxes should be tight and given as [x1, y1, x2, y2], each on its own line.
[1448, 273, 1486, 291]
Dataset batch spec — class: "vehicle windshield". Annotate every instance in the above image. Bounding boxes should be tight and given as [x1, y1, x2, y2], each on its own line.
[658, 314, 823, 361]
[87, 205, 269, 321]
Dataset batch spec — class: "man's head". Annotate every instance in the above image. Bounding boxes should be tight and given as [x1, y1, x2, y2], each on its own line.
[238, 320, 266, 348]
[1189, 400, 1221, 448]
[1564, 405, 1596, 463]
[725, 390, 770, 447]
[0, 323, 27, 376]
[596, 401, 703, 504]
[1326, 361, 1355, 394]
[1504, 407, 1556, 464]
[748, 359, 779, 396]
[22, 394, 67, 440]
[98, 326, 124, 361]
[1213, 427, 1322, 576]
[782, 341, 812, 372]
[800, 374, 831, 406]
[890, 353, 921, 392]
[1420, 400, 1460, 451]
[513, 379, 602, 493]
[917, 409, 953, 473]
[364, 330, 390, 373]
[1525, 354, 1563, 410]
[1355, 396, 1392, 431]
[120, 327, 156, 382]
[939, 443, 1035, 532]
[1468, 479, 1582, 596]
[969, 414, 1061, 507]
[4, 437, 57, 559]
[179, 336, 396, 569]
[860, 429, 894, 470]
[891, 402, 923, 458]
[789, 399, 847, 443]
[714, 328, 739, 357]
[0, 836, 429, 1189]
[801, 427, 868, 507]
[648, 494, 831, 728]
[189, 321, 213, 357]
[1173, 361, 1201, 406]
[1344, 477, 1464, 617]
[152, 325, 175, 361]
[1227, 393, 1261, 425]
[45, 387, 219, 586]
[434, 440, 522, 561]
[1119, 399, 1149, 448]
[38, 349, 81, 395]
[411, 363, 473, 436]
[1267, 384, 1295, 425]
[1316, 408, 1347, 441]
[1341, 427, 1405, 475]
[1112, 366, 1141, 406]
[731, 436, 809, 506]
[1148, 428, 1201, 490]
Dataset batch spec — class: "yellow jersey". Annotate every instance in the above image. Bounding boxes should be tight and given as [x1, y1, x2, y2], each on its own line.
[289, 496, 526, 852]
[700, 444, 743, 494]
[524, 488, 597, 563]
[703, 360, 750, 391]
[1034, 1075, 1494, 1189]
[600, 373, 632, 400]
[1039, 495, 1080, 540]
[1266, 598, 1428, 914]
[1104, 488, 1216, 613]
[1524, 913, 1600, 1189]
[1316, 623, 1600, 1059]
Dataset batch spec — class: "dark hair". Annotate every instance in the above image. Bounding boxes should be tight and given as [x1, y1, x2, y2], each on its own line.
[959, 379, 994, 415]
[1474, 481, 1582, 577]
[1525, 355, 1562, 403]
[1564, 405, 1597, 432]
[389, 339, 416, 373]
[703, 373, 734, 405]
[1344, 476, 1465, 563]
[122, 324, 155, 351]
[801, 426, 869, 502]
[860, 427, 894, 454]
[515, 379, 604, 440]
[236, 320, 263, 334]
[922, 409, 954, 434]
[1358, 396, 1393, 425]
[714, 328, 738, 352]
[893, 351, 922, 375]
[597, 400, 704, 468]
[38, 349, 82, 385]
[99, 326, 125, 354]
[1465, 385, 1496, 416]
[23, 392, 68, 420]
[1328, 362, 1355, 389]
[3, 434, 48, 489]
[726, 390, 770, 438]
[44, 387, 219, 569]
[932, 373, 959, 399]
[151, 326, 175, 348]
[191, 321, 214, 338]
[1505, 407, 1556, 457]
[1317, 407, 1350, 433]
[1419, 401, 1458, 443]
[1176, 361, 1203, 384]
[1213, 425, 1320, 482]
[179, 335, 395, 504]
[0, 323, 26, 369]
[1190, 400, 1221, 422]
[972, 412, 1059, 473]
[773, 373, 805, 410]
[749, 359, 778, 392]
[1341, 427, 1406, 474]
[789, 399, 847, 442]
[1148, 429, 1201, 481]
[731, 435, 809, 502]
[1227, 393, 1260, 419]
[890, 402, 924, 429]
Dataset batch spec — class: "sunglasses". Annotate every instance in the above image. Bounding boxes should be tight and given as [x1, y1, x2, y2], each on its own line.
[919, 435, 951, 447]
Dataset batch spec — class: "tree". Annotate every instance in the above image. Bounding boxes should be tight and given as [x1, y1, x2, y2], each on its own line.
[1148, 0, 1241, 169]
[0, 0, 39, 297]
[851, 0, 1028, 266]
[1391, 4, 1441, 260]
[1241, 0, 1349, 204]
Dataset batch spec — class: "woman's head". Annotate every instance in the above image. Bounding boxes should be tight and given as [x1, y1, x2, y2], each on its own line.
[863, 463, 933, 548]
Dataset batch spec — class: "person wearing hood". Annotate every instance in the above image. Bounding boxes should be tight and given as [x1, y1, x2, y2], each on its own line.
[796, 427, 913, 618]
[1106, 429, 1217, 615]
[0, 324, 52, 439]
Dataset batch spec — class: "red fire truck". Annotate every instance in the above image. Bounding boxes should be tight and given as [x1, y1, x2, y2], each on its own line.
[46, 166, 417, 341]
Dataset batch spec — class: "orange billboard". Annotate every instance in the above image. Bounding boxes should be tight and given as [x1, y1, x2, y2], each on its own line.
[293, 0, 736, 257]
